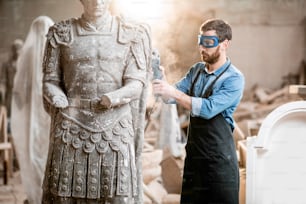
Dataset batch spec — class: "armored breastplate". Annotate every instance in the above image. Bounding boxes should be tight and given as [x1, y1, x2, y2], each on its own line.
[61, 18, 130, 100]
[58, 17, 133, 131]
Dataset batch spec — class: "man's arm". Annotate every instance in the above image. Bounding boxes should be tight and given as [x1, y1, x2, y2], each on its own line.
[152, 79, 192, 111]
[192, 74, 244, 119]
[153, 72, 244, 119]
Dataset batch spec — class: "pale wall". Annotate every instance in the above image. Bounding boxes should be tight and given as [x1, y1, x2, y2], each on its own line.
[0, 0, 305, 91]
[155, 0, 306, 91]
[229, 24, 305, 90]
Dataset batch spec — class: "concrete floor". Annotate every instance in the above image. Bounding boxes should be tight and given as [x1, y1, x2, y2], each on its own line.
[0, 171, 27, 204]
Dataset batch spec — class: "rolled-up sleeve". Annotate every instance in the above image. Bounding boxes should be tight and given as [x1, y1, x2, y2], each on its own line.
[191, 97, 202, 115]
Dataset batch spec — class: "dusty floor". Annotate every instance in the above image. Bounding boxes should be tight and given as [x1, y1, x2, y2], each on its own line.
[0, 171, 27, 204]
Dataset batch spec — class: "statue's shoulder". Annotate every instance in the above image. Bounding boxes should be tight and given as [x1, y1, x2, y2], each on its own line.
[117, 16, 151, 44]
[46, 18, 77, 47]
[117, 16, 152, 70]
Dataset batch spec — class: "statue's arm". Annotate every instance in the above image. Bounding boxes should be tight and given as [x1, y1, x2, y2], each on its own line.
[100, 20, 151, 109]
[100, 55, 146, 108]
[43, 82, 68, 109]
[42, 29, 68, 112]
[100, 80, 143, 108]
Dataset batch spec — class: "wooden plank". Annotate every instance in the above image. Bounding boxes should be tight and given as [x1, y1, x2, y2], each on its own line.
[0, 142, 11, 150]
[289, 85, 306, 95]
[0, 106, 12, 184]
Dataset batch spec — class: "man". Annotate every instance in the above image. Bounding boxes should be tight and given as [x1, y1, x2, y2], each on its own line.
[153, 19, 245, 204]
[41, 0, 151, 203]
[0, 39, 23, 117]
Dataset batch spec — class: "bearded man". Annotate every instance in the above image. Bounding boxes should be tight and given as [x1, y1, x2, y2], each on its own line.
[153, 18, 245, 204]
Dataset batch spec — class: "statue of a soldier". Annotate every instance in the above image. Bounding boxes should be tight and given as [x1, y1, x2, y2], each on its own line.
[0, 39, 23, 117]
[41, 0, 152, 203]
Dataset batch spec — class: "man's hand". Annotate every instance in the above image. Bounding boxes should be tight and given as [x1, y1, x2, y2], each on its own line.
[152, 79, 192, 110]
[152, 79, 177, 99]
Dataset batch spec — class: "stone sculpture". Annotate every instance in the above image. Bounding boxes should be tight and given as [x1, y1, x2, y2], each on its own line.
[0, 39, 23, 117]
[11, 16, 54, 204]
[41, 0, 152, 203]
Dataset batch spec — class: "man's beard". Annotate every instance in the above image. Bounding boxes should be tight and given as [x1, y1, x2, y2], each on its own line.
[201, 46, 220, 64]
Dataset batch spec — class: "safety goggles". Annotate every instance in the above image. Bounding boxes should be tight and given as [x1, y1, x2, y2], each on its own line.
[198, 35, 220, 48]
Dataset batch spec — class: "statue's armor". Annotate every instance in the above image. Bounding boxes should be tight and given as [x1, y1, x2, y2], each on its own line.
[42, 14, 151, 203]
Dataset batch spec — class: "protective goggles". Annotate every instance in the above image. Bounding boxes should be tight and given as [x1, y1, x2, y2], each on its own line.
[198, 35, 220, 48]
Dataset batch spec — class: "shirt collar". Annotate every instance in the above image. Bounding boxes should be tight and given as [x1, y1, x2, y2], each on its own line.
[204, 58, 231, 75]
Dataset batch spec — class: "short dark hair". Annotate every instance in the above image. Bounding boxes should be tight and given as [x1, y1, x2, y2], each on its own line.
[200, 19, 232, 42]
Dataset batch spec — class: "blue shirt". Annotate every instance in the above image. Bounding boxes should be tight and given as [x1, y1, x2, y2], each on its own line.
[174, 59, 245, 130]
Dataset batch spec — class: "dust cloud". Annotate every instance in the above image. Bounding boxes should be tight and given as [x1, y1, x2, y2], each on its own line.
[112, 0, 216, 83]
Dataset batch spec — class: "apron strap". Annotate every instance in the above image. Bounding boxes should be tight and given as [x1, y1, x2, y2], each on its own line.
[189, 63, 204, 96]
[189, 63, 231, 98]
[202, 63, 231, 98]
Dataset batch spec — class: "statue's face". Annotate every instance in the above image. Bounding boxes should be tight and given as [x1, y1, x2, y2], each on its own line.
[81, 0, 112, 18]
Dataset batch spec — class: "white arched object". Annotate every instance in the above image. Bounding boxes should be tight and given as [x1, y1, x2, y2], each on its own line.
[246, 101, 306, 204]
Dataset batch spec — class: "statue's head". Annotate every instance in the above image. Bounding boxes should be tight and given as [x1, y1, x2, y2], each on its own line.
[80, 0, 112, 18]
[11, 39, 23, 60]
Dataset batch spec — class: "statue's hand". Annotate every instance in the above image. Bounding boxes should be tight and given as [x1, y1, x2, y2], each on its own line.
[43, 82, 68, 109]
[51, 95, 69, 108]
[100, 95, 112, 109]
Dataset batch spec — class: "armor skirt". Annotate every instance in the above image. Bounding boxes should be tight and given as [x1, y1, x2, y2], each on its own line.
[42, 111, 137, 204]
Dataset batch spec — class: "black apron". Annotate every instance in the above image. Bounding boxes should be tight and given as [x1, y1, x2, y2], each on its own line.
[180, 64, 239, 204]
